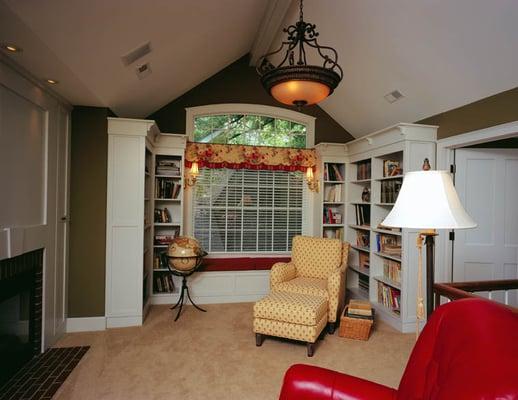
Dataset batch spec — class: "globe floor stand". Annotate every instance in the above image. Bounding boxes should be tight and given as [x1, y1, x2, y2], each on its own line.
[170, 274, 206, 322]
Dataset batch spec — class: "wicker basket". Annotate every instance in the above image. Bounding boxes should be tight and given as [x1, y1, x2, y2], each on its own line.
[338, 306, 373, 340]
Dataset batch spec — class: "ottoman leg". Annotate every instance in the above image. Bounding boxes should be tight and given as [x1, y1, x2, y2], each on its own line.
[327, 322, 336, 334]
[255, 333, 264, 347]
[306, 342, 315, 357]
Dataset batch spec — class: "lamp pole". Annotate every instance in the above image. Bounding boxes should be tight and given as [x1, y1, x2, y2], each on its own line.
[425, 233, 436, 319]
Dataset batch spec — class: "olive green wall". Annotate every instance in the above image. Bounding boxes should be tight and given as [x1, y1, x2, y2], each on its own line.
[148, 55, 354, 143]
[69, 106, 109, 317]
[418, 87, 518, 139]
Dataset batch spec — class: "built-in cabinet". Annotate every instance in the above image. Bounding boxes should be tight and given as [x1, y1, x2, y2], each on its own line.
[345, 124, 437, 333]
[105, 118, 186, 328]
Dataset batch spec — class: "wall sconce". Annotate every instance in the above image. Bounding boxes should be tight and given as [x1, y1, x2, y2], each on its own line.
[306, 167, 319, 192]
[185, 162, 199, 187]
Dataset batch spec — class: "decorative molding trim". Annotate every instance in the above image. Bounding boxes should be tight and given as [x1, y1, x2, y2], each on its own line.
[106, 316, 143, 329]
[66, 317, 106, 333]
[0, 53, 72, 110]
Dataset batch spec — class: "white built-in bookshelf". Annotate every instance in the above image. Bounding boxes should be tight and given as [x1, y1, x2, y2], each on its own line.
[151, 153, 183, 297]
[345, 123, 437, 333]
[315, 143, 348, 240]
[106, 117, 186, 328]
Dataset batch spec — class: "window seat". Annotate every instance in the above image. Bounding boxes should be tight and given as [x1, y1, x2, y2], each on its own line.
[202, 257, 290, 272]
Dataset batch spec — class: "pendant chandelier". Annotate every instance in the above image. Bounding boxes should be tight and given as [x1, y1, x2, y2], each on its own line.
[257, 0, 343, 108]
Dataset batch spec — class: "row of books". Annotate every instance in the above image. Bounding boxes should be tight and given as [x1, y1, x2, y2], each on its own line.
[383, 159, 403, 177]
[154, 230, 180, 245]
[155, 178, 181, 199]
[323, 207, 342, 224]
[383, 259, 402, 283]
[154, 274, 175, 293]
[356, 231, 369, 248]
[380, 179, 402, 203]
[356, 160, 371, 180]
[354, 204, 370, 226]
[324, 163, 344, 181]
[155, 208, 172, 223]
[376, 234, 402, 257]
[359, 252, 370, 269]
[153, 252, 168, 270]
[324, 184, 343, 202]
[377, 281, 401, 314]
[156, 158, 181, 176]
[359, 274, 369, 292]
[323, 228, 343, 240]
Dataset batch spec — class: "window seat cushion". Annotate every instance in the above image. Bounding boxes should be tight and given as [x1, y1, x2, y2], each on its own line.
[202, 257, 291, 272]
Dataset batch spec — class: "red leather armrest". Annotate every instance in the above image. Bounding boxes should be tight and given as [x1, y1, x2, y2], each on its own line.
[279, 364, 397, 400]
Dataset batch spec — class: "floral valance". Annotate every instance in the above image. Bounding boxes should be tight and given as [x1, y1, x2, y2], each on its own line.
[185, 142, 316, 172]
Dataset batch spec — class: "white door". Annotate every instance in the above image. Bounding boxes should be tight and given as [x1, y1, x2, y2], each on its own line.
[453, 148, 518, 305]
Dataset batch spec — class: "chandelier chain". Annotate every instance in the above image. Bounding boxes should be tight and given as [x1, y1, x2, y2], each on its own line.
[299, 0, 304, 22]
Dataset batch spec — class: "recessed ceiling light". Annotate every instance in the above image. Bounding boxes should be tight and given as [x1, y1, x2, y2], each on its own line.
[1, 43, 23, 53]
[45, 79, 59, 84]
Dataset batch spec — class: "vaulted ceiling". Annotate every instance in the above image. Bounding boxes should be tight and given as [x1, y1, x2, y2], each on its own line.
[2, 0, 518, 138]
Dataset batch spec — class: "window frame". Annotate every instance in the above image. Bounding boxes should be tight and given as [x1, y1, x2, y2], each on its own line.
[184, 104, 316, 256]
[185, 103, 315, 148]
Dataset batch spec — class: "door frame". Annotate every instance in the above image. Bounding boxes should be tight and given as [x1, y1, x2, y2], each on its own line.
[436, 120, 518, 283]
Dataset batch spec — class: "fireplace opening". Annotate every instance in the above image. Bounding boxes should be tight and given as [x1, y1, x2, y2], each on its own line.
[0, 249, 43, 387]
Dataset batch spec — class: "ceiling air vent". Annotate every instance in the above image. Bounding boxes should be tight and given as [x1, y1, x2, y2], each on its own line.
[384, 90, 404, 103]
[136, 63, 152, 80]
[121, 42, 152, 66]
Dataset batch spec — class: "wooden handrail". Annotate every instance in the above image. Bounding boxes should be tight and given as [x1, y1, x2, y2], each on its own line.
[433, 279, 518, 313]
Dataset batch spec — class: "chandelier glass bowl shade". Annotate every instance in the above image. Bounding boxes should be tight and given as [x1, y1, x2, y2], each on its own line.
[257, 0, 342, 107]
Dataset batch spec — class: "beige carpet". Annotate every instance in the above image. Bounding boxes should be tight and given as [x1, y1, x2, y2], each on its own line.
[53, 303, 415, 400]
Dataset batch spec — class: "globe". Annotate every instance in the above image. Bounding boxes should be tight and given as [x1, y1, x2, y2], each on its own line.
[167, 236, 207, 272]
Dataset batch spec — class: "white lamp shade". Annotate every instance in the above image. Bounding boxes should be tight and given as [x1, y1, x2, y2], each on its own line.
[382, 170, 477, 230]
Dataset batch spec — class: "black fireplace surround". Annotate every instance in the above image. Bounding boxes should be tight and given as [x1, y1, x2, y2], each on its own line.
[0, 249, 43, 387]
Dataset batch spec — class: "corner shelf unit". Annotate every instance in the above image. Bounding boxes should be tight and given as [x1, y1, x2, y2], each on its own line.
[315, 143, 348, 241]
[106, 118, 186, 328]
[345, 123, 437, 333]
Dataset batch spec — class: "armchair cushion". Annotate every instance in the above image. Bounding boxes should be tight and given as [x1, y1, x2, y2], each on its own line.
[292, 236, 342, 279]
[274, 277, 328, 299]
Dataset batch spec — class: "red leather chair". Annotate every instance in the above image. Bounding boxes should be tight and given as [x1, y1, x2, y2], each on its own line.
[279, 298, 518, 399]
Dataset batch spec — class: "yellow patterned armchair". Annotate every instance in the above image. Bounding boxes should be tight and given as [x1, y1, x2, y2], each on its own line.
[270, 236, 350, 333]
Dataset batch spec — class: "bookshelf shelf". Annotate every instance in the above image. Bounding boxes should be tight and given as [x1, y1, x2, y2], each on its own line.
[345, 123, 437, 333]
[351, 245, 370, 253]
[154, 198, 181, 202]
[375, 175, 404, 181]
[373, 228, 402, 236]
[323, 201, 345, 205]
[350, 264, 370, 276]
[373, 252, 402, 262]
[348, 286, 369, 301]
[373, 275, 401, 290]
[154, 223, 181, 227]
[323, 180, 345, 184]
[323, 224, 344, 228]
[350, 179, 371, 184]
[155, 174, 181, 179]
[349, 224, 370, 231]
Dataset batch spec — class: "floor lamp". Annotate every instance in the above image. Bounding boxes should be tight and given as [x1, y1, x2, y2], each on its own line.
[382, 169, 476, 336]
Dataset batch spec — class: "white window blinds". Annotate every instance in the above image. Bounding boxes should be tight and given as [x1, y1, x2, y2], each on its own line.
[193, 169, 303, 253]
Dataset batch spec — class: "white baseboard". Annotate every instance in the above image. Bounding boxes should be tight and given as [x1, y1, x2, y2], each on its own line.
[66, 316, 106, 333]
[151, 270, 270, 305]
[106, 315, 143, 329]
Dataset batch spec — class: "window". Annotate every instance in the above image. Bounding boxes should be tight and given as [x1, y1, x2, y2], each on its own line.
[187, 105, 313, 254]
[194, 114, 307, 148]
[193, 169, 303, 253]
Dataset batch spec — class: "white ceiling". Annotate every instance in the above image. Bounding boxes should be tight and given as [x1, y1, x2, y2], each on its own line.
[2, 0, 518, 137]
[0, 0, 269, 117]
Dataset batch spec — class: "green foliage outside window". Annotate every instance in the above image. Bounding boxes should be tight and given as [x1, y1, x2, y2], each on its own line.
[194, 114, 306, 148]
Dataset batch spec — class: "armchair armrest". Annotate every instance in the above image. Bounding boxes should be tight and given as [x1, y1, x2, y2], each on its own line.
[327, 266, 345, 323]
[270, 262, 297, 289]
[279, 364, 397, 400]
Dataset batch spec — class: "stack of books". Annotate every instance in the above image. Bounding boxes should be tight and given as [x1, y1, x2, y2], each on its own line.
[156, 159, 181, 176]
[346, 300, 374, 320]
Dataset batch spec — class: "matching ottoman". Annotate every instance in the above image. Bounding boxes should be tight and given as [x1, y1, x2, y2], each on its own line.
[253, 291, 328, 357]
